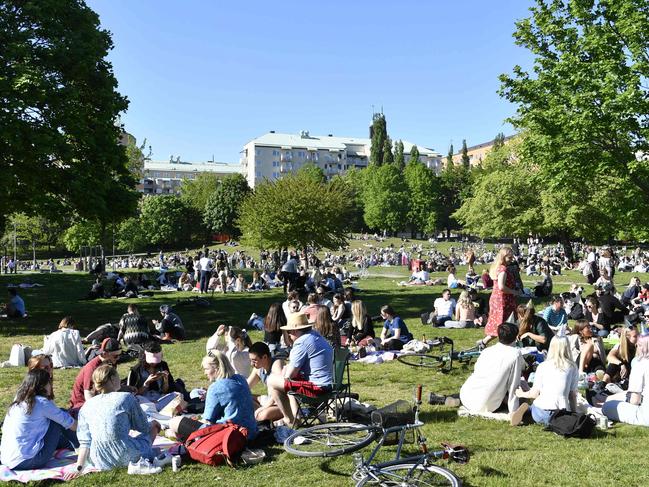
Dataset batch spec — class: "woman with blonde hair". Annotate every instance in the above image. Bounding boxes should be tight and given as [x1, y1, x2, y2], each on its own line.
[345, 300, 375, 346]
[444, 290, 476, 329]
[39, 316, 87, 368]
[604, 327, 638, 383]
[168, 351, 257, 442]
[480, 247, 520, 347]
[516, 332, 578, 425]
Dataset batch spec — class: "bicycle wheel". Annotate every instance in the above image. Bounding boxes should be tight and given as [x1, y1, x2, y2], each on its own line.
[397, 354, 445, 369]
[356, 463, 461, 486]
[284, 423, 376, 457]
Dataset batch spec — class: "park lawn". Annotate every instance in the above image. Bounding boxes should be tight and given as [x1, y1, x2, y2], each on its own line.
[0, 263, 647, 486]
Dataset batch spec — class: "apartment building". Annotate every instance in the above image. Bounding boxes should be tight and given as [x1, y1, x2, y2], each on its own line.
[139, 158, 242, 195]
[240, 131, 443, 188]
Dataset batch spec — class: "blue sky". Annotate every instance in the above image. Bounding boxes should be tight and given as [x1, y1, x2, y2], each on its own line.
[87, 0, 535, 163]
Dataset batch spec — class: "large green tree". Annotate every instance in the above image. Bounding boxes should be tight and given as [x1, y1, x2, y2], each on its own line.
[238, 171, 352, 252]
[362, 163, 409, 234]
[369, 113, 387, 166]
[394, 140, 405, 171]
[138, 195, 193, 249]
[437, 164, 472, 239]
[1, 0, 138, 225]
[446, 143, 454, 168]
[404, 160, 438, 236]
[180, 173, 222, 213]
[461, 139, 470, 168]
[409, 145, 420, 164]
[203, 173, 251, 237]
[499, 0, 649, 238]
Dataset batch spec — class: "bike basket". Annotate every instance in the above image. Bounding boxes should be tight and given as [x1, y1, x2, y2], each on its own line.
[370, 400, 416, 428]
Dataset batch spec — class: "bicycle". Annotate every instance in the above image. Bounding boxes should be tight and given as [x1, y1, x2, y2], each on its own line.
[284, 385, 469, 486]
[396, 337, 481, 374]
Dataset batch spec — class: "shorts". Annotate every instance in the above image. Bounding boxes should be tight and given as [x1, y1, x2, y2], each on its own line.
[284, 379, 331, 398]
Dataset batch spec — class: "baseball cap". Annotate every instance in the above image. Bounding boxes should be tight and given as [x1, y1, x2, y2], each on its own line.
[100, 337, 121, 353]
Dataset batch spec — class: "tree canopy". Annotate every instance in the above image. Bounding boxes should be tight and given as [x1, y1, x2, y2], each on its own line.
[203, 173, 251, 237]
[362, 163, 409, 233]
[1, 0, 137, 225]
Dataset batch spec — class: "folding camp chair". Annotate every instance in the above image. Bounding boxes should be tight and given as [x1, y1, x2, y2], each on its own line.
[289, 347, 351, 427]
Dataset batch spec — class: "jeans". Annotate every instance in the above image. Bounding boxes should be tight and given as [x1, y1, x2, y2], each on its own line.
[434, 316, 451, 327]
[199, 270, 210, 293]
[530, 404, 553, 425]
[14, 420, 78, 470]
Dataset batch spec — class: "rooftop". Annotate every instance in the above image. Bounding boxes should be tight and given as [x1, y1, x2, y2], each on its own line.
[144, 160, 242, 174]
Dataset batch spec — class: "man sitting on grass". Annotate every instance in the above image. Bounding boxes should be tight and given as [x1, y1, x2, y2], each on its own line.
[459, 322, 528, 425]
[3, 288, 26, 318]
[247, 342, 285, 422]
[266, 313, 333, 426]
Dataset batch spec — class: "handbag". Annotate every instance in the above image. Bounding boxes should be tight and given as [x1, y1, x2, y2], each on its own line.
[545, 410, 596, 438]
[185, 422, 248, 466]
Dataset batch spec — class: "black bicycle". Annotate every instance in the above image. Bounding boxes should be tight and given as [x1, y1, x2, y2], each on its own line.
[396, 337, 481, 373]
[284, 385, 469, 486]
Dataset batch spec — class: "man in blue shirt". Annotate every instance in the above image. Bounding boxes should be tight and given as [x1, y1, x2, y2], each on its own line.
[4, 288, 25, 318]
[541, 296, 568, 332]
[267, 313, 333, 426]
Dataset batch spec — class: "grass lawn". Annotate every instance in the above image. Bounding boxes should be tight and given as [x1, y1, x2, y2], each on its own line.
[1, 244, 647, 486]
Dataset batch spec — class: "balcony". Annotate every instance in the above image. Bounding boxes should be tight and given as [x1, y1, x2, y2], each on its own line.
[280, 152, 293, 162]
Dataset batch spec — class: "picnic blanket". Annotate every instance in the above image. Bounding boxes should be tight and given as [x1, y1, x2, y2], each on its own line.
[0, 435, 176, 483]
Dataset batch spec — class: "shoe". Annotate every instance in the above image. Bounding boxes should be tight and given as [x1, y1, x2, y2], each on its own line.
[428, 393, 461, 407]
[153, 452, 172, 468]
[605, 383, 624, 395]
[128, 458, 162, 475]
[510, 402, 529, 426]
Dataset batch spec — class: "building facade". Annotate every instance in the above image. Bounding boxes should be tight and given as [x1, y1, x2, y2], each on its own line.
[139, 159, 242, 195]
[240, 131, 443, 187]
[450, 135, 515, 167]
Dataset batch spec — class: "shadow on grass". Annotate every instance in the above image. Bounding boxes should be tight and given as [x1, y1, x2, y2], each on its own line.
[479, 465, 509, 477]
[318, 458, 352, 478]
[419, 409, 459, 424]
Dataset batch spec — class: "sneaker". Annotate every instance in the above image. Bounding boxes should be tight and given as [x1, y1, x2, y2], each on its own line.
[605, 383, 624, 395]
[428, 393, 461, 407]
[153, 452, 173, 468]
[128, 458, 162, 475]
[510, 402, 529, 426]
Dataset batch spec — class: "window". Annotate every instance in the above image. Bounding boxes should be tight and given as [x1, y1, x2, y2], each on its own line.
[272, 150, 279, 156]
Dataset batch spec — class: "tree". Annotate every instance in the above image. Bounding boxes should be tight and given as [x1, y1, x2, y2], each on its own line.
[238, 171, 352, 252]
[446, 144, 454, 168]
[362, 164, 409, 234]
[0, 0, 138, 226]
[117, 217, 148, 253]
[369, 113, 387, 166]
[125, 136, 150, 180]
[499, 0, 649, 237]
[382, 136, 394, 165]
[138, 195, 193, 249]
[492, 133, 506, 151]
[61, 220, 102, 252]
[335, 168, 366, 232]
[296, 163, 326, 184]
[404, 160, 438, 236]
[461, 139, 470, 168]
[394, 140, 405, 171]
[437, 164, 472, 239]
[1, 214, 45, 264]
[409, 145, 420, 165]
[203, 173, 251, 237]
[180, 173, 222, 213]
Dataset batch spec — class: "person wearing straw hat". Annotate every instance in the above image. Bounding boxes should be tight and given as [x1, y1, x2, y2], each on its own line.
[266, 312, 333, 426]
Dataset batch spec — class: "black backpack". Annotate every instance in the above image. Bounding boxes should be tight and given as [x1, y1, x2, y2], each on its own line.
[545, 410, 596, 438]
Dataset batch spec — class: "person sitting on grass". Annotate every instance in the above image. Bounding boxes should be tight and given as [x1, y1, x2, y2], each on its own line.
[602, 331, 649, 427]
[568, 319, 606, 375]
[168, 351, 257, 442]
[70, 365, 166, 476]
[432, 289, 457, 327]
[516, 302, 553, 352]
[117, 304, 153, 346]
[1, 369, 78, 470]
[126, 341, 179, 405]
[443, 290, 476, 329]
[3, 288, 26, 318]
[603, 326, 638, 384]
[541, 296, 568, 332]
[263, 302, 288, 357]
[69, 338, 122, 411]
[152, 305, 185, 341]
[584, 296, 609, 337]
[345, 300, 376, 347]
[39, 316, 87, 368]
[206, 325, 252, 377]
[314, 305, 341, 349]
[379, 305, 413, 351]
[459, 322, 528, 426]
[266, 313, 333, 427]
[515, 329, 578, 425]
[596, 282, 628, 329]
[246, 342, 285, 422]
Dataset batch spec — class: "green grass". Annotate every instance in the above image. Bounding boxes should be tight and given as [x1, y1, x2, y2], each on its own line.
[1, 245, 647, 486]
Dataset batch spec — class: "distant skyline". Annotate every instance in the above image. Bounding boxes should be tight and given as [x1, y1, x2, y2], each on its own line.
[88, 0, 535, 163]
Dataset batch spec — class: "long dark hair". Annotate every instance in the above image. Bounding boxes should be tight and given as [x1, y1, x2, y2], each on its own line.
[11, 369, 53, 414]
[264, 302, 287, 333]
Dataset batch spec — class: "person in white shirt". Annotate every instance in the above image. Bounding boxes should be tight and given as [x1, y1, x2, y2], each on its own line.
[39, 316, 87, 368]
[603, 333, 649, 426]
[198, 253, 213, 294]
[433, 289, 456, 327]
[459, 322, 528, 425]
[515, 330, 578, 425]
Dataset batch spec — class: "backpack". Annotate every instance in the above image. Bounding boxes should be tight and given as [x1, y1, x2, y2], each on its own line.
[545, 410, 596, 438]
[185, 422, 248, 466]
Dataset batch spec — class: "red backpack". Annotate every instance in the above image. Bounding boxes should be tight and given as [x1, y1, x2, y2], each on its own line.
[185, 422, 248, 466]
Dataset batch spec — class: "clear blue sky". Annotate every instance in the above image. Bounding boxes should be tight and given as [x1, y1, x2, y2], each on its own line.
[87, 0, 535, 163]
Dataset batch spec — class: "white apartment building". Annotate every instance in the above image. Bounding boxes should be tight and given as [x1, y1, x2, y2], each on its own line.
[139, 158, 242, 195]
[240, 131, 442, 188]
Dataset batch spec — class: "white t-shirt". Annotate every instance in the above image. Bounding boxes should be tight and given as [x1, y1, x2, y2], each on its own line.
[628, 359, 649, 399]
[532, 361, 578, 411]
[434, 298, 456, 318]
[199, 257, 213, 272]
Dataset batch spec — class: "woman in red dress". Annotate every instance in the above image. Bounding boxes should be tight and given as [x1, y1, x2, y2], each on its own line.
[480, 247, 520, 347]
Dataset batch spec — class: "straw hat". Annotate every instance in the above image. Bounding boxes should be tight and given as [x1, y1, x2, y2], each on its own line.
[280, 312, 312, 331]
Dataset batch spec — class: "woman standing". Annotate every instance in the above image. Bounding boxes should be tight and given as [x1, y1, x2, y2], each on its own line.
[1, 369, 78, 470]
[480, 247, 520, 347]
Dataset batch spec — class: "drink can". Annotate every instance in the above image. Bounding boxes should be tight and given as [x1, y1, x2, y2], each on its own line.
[598, 416, 608, 429]
[172, 455, 181, 472]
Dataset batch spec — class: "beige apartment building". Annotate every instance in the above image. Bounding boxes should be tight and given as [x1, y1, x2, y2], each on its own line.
[139, 159, 242, 195]
[240, 131, 443, 188]
[450, 135, 515, 167]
